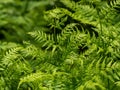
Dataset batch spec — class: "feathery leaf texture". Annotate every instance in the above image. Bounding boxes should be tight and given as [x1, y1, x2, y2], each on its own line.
[1, 0, 120, 90]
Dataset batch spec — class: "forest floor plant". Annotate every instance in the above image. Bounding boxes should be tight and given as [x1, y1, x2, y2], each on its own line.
[1, 0, 120, 90]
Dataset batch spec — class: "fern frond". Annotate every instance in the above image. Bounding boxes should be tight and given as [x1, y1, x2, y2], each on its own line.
[2, 46, 23, 67]
[79, 0, 117, 8]
[18, 71, 52, 89]
[59, 0, 77, 11]
[28, 31, 54, 48]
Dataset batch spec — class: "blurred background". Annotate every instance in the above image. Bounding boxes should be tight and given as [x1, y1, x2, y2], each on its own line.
[0, 0, 56, 43]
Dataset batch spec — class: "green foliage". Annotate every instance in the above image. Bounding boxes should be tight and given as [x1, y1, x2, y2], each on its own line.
[1, 0, 120, 90]
[0, 0, 54, 42]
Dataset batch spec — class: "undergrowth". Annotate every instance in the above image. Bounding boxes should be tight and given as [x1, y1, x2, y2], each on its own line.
[1, 0, 120, 90]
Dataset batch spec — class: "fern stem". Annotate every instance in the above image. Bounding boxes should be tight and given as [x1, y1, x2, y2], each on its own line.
[97, 10, 106, 49]
[53, 26, 57, 44]
[97, 10, 102, 34]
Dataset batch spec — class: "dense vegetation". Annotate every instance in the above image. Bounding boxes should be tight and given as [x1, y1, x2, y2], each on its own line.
[1, 0, 120, 90]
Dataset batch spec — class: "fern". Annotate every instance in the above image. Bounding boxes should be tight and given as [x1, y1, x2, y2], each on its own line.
[18, 72, 52, 90]
[1, 0, 120, 90]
